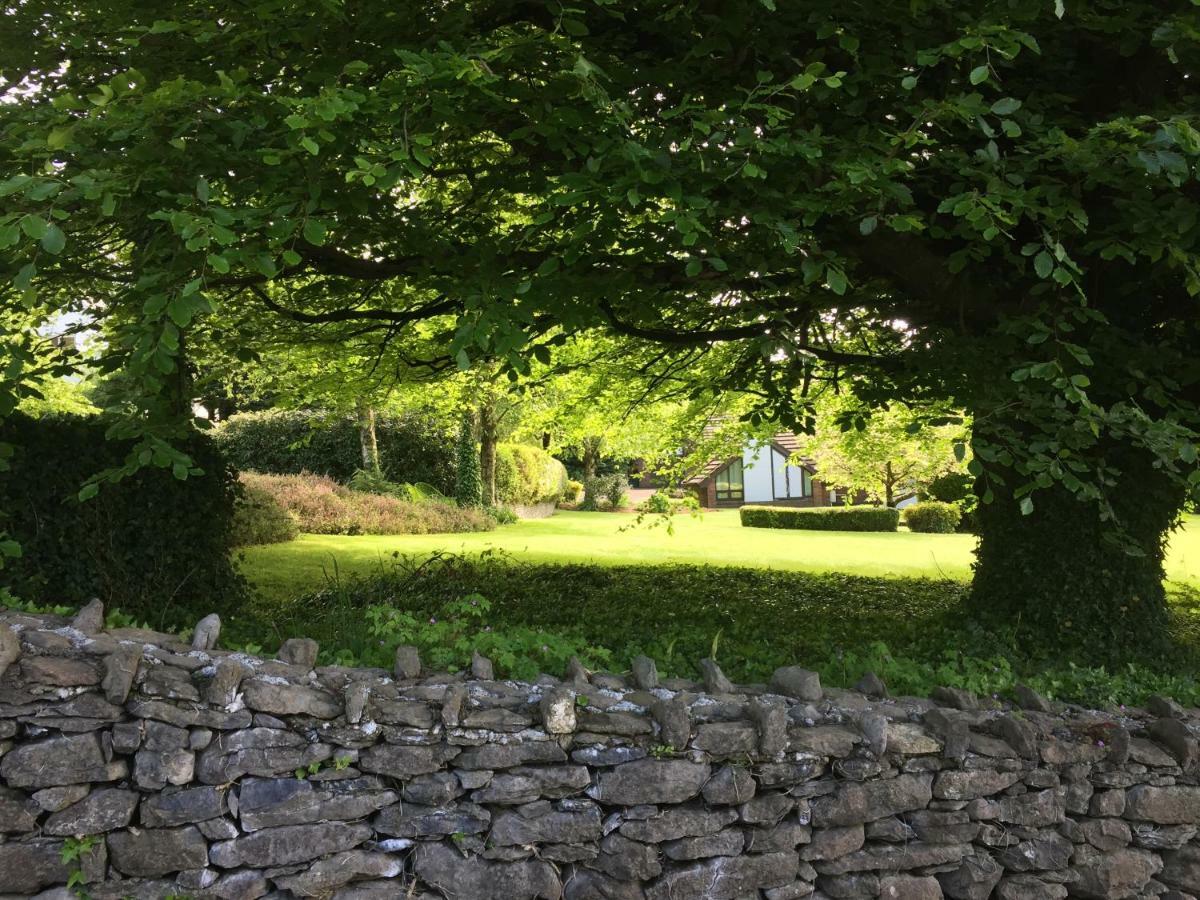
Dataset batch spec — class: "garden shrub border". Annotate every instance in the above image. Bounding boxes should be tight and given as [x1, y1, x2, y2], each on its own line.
[740, 504, 900, 532]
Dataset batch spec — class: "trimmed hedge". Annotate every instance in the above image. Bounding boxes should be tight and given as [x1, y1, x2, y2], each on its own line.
[902, 501, 962, 534]
[495, 443, 569, 506]
[740, 504, 899, 532]
[0, 413, 247, 626]
[215, 409, 456, 492]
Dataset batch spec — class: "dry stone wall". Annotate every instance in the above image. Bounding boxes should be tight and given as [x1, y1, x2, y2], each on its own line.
[1, 602, 1198, 899]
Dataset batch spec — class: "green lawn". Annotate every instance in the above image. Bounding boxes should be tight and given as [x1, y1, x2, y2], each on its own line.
[240, 509, 1200, 601]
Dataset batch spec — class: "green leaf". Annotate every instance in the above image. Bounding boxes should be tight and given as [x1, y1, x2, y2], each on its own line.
[40, 224, 66, 255]
[826, 267, 848, 295]
[19, 214, 48, 239]
[1019, 496, 1034, 516]
[1054, 0, 1066, 18]
[78, 483, 99, 502]
[969, 65, 989, 85]
[455, 348, 470, 370]
[302, 219, 327, 246]
[195, 176, 210, 202]
[990, 97, 1021, 115]
[207, 253, 230, 273]
[901, 75, 918, 90]
[953, 442, 966, 462]
[47, 126, 74, 150]
[1033, 251, 1053, 278]
[859, 216, 877, 235]
[300, 137, 320, 156]
[685, 259, 702, 277]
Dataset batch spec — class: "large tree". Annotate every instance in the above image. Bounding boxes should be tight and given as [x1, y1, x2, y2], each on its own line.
[1, 1, 1198, 659]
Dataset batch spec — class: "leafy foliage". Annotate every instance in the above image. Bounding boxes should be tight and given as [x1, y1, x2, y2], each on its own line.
[740, 504, 900, 532]
[494, 443, 570, 506]
[230, 481, 299, 546]
[214, 409, 456, 492]
[902, 501, 963, 534]
[228, 554, 1200, 706]
[242, 472, 493, 536]
[0, 413, 247, 627]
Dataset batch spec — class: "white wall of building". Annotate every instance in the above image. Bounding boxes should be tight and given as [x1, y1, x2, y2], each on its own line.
[741, 440, 810, 503]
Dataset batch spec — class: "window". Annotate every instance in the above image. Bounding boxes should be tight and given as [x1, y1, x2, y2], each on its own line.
[715, 458, 744, 501]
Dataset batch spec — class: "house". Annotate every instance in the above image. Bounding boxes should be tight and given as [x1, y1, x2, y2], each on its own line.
[684, 432, 837, 509]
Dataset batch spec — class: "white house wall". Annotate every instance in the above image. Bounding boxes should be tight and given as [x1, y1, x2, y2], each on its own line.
[771, 447, 808, 499]
[741, 442, 774, 503]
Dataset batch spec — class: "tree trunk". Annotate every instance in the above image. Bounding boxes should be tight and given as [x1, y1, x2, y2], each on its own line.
[356, 398, 380, 472]
[478, 401, 498, 506]
[581, 435, 603, 480]
[968, 436, 1183, 666]
[884, 461, 895, 508]
[542, 431, 552, 451]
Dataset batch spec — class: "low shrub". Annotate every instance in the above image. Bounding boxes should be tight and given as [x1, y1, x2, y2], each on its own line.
[348, 468, 452, 504]
[494, 443, 569, 506]
[740, 504, 899, 532]
[231, 483, 299, 546]
[902, 501, 962, 534]
[215, 409, 457, 492]
[227, 554, 1200, 706]
[487, 506, 519, 525]
[923, 472, 977, 533]
[0, 412, 247, 627]
[564, 480, 584, 504]
[581, 473, 629, 511]
[243, 472, 494, 535]
[639, 491, 673, 514]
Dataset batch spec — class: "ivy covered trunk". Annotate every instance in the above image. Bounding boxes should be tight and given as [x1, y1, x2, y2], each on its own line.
[969, 440, 1183, 667]
[478, 402, 498, 507]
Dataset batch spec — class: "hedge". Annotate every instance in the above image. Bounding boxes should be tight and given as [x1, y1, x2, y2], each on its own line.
[495, 443, 569, 506]
[902, 501, 962, 534]
[243, 472, 494, 535]
[0, 413, 247, 626]
[214, 409, 456, 492]
[740, 504, 899, 532]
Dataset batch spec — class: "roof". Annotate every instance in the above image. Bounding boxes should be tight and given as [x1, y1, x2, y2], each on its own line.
[683, 431, 812, 485]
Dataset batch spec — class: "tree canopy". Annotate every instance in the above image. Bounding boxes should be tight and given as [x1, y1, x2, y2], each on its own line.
[2, 0, 1199, 655]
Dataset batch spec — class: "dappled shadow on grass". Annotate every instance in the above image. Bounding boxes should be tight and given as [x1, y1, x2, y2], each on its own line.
[222, 552, 1200, 706]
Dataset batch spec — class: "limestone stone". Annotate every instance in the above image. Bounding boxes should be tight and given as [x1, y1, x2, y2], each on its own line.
[541, 685, 577, 734]
[45, 788, 138, 835]
[1149, 717, 1200, 771]
[209, 821, 373, 868]
[491, 801, 603, 845]
[692, 721, 757, 756]
[0, 624, 21, 679]
[0, 786, 39, 832]
[238, 775, 397, 830]
[358, 742, 458, 778]
[393, 644, 421, 679]
[0, 732, 127, 788]
[203, 657, 250, 707]
[277, 637, 319, 669]
[596, 832, 664, 880]
[0, 839, 74, 894]
[816, 841, 970, 876]
[196, 726, 331, 783]
[402, 772, 463, 806]
[192, 613, 221, 650]
[141, 785, 227, 826]
[879, 875, 944, 899]
[663, 828, 744, 861]
[454, 740, 565, 769]
[134, 747, 195, 790]
[936, 852, 1004, 900]
[653, 697, 691, 750]
[107, 826, 209, 877]
[1161, 844, 1200, 893]
[1069, 846, 1162, 899]
[1125, 785, 1200, 825]
[374, 801, 491, 838]
[414, 841, 561, 899]
[933, 768, 1021, 800]
[593, 759, 710, 805]
[810, 774, 933, 827]
[620, 806, 738, 843]
[631, 655, 659, 690]
[789, 725, 857, 757]
[471, 764, 591, 804]
[770, 666, 823, 701]
[700, 657, 735, 693]
[22, 654, 102, 686]
[801, 825, 865, 861]
[32, 784, 91, 813]
[995, 875, 1068, 900]
[744, 820, 812, 853]
[272, 850, 402, 897]
[646, 850, 800, 900]
[702, 765, 757, 805]
[471, 649, 494, 679]
[72, 598, 105, 634]
[241, 677, 341, 718]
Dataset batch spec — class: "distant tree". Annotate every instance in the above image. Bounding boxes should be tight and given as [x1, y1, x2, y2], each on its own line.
[454, 410, 482, 509]
[805, 400, 968, 507]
